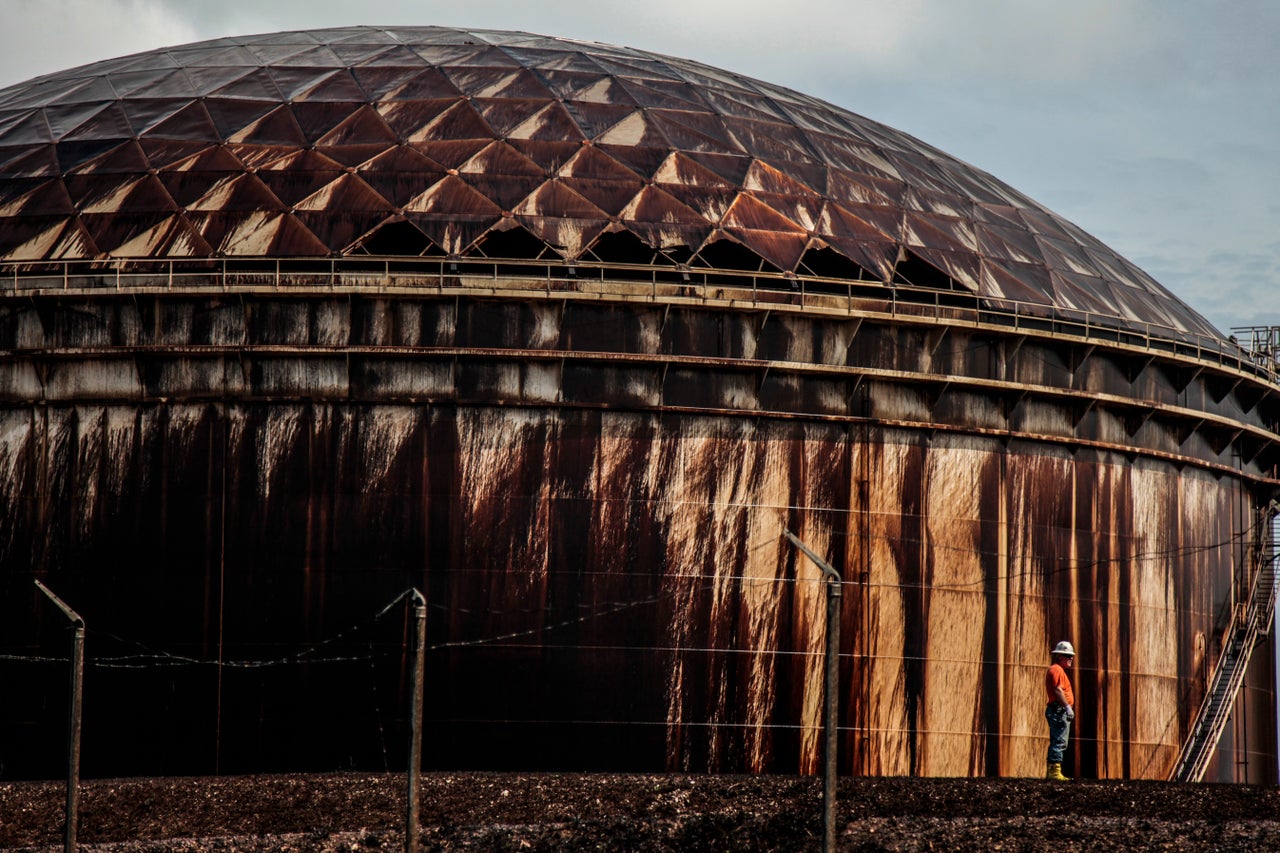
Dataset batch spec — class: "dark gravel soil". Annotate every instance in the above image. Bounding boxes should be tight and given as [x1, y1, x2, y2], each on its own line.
[3, 772, 1280, 852]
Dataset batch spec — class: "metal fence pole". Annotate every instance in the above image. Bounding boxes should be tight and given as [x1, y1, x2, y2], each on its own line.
[35, 580, 85, 853]
[783, 531, 842, 853]
[406, 589, 427, 853]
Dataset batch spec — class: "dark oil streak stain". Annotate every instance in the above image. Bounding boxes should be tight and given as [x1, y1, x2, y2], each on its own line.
[893, 438, 926, 776]
[978, 450, 1003, 777]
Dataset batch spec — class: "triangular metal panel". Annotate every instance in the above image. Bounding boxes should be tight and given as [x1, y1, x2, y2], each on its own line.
[405, 213, 499, 256]
[403, 174, 504, 216]
[818, 201, 897, 243]
[558, 177, 643, 218]
[294, 173, 395, 213]
[64, 139, 150, 175]
[513, 180, 608, 219]
[80, 210, 177, 254]
[186, 172, 284, 213]
[659, 183, 739, 223]
[252, 154, 344, 207]
[825, 170, 904, 211]
[316, 104, 399, 147]
[646, 110, 742, 154]
[182, 65, 256, 99]
[461, 173, 542, 213]
[207, 67, 286, 102]
[288, 101, 367, 145]
[0, 110, 54, 146]
[507, 139, 581, 175]
[413, 44, 519, 68]
[908, 245, 982, 292]
[159, 142, 249, 176]
[115, 68, 198, 100]
[1048, 270, 1119, 317]
[903, 211, 978, 253]
[43, 101, 118, 140]
[224, 105, 309, 148]
[472, 97, 556, 138]
[408, 99, 495, 143]
[55, 139, 132, 174]
[595, 111, 672, 149]
[350, 44, 431, 71]
[561, 100, 638, 138]
[0, 178, 74, 217]
[743, 159, 820, 196]
[119, 98, 196, 137]
[750, 191, 822, 233]
[138, 139, 214, 171]
[47, 76, 120, 107]
[721, 192, 808, 234]
[976, 220, 1044, 265]
[46, 215, 100, 259]
[820, 236, 897, 280]
[0, 143, 60, 177]
[459, 140, 544, 178]
[596, 144, 679, 183]
[722, 227, 807, 272]
[377, 98, 461, 141]
[517, 214, 607, 257]
[653, 152, 737, 189]
[505, 101, 584, 142]
[176, 44, 261, 69]
[619, 185, 710, 226]
[613, 77, 708, 112]
[698, 87, 791, 124]
[809, 135, 902, 182]
[243, 41, 325, 67]
[263, 66, 343, 102]
[903, 186, 975, 221]
[108, 213, 215, 258]
[725, 116, 821, 164]
[144, 101, 221, 142]
[979, 258, 1056, 307]
[558, 145, 642, 182]
[461, 67, 557, 101]
[0, 215, 73, 259]
[409, 139, 491, 171]
[292, 208, 398, 253]
[1035, 233, 1105, 278]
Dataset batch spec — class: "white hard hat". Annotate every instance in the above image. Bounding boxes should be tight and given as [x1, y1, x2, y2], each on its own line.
[1052, 641, 1075, 657]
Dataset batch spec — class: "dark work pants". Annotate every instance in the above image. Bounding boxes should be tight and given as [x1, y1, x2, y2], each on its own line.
[1045, 702, 1071, 763]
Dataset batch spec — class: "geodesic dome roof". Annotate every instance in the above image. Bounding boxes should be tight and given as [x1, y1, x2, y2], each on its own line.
[0, 25, 1219, 338]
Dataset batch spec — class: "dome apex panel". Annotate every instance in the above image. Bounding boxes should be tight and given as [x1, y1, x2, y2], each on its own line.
[0, 24, 1223, 338]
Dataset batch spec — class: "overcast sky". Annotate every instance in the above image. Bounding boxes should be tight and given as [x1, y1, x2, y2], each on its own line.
[0, 0, 1275, 335]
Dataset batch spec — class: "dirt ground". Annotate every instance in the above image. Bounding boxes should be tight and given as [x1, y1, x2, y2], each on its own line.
[3, 772, 1280, 852]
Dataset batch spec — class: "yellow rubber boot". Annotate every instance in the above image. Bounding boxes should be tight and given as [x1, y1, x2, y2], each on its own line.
[1045, 762, 1070, 781]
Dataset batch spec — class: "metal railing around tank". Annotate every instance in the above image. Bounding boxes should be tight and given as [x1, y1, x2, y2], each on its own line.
[0, 254, 1274, 384]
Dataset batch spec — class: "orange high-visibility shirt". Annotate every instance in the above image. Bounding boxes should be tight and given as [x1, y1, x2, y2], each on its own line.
[1045, 663, 1074, 706]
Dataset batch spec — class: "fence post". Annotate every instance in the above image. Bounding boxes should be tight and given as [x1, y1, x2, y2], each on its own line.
[35, 580, 85, 853]
[406, 589, 427, 853]
[783, 531, 842, 853]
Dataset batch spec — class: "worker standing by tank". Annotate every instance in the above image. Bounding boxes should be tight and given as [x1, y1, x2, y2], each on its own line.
[1045, 640, 1076, 781]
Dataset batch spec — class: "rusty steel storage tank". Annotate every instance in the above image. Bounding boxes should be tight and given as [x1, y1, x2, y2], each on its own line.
[1, 26, 1278, 782]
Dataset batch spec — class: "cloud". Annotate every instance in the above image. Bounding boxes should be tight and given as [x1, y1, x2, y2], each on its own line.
[0, 0, 200, 88]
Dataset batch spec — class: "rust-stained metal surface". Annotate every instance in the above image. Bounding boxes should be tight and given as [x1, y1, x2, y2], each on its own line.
[0, 26, 1221, 340]
[2, 28, 1277, 784]
[1, 288, 1277, 782]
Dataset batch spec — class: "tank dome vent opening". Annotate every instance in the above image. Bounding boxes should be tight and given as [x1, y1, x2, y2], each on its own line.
[892, 249, 959, 290]
[354, 220, 440, 257]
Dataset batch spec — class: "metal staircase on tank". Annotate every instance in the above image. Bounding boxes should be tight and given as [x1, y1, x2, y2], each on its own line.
[1169, 508, 1280, 783]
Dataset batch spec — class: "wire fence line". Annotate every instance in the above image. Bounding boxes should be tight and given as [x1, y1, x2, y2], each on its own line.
[8, 576, 1210, 768]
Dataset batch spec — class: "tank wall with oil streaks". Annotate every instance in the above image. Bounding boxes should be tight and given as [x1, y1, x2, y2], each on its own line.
[1, 288, 1277, 782]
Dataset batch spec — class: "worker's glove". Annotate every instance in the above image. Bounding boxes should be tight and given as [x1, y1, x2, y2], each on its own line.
[1064, 705, 1075, 722]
